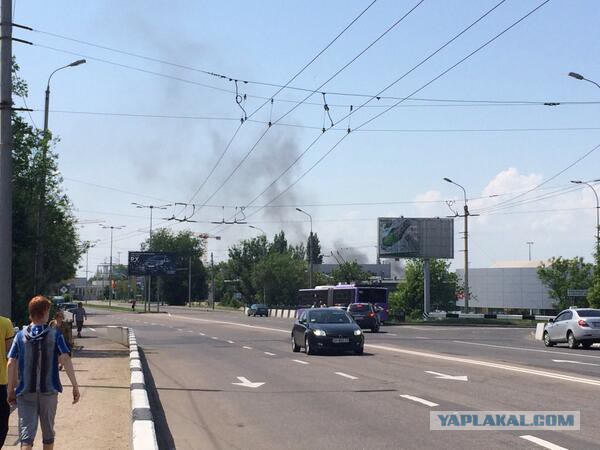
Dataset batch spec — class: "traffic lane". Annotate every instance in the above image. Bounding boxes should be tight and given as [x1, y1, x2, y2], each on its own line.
[366, 328, 600, 379]
[122, 321, 537, 449]
[91, 310, 595, 449]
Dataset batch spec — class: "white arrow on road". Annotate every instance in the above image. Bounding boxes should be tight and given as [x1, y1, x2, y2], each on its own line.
[552, 359, 600, 367]
[232, 377, 265, 389]
[425, 370, 468, 381]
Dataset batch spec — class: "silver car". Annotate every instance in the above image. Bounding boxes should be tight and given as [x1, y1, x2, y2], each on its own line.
[544, 308, 600, 349]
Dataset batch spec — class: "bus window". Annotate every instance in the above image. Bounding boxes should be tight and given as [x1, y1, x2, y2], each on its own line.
[332, 289, 356, 306]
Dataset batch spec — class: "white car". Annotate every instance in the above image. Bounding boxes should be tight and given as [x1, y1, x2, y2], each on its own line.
[544, 308, 600, 349]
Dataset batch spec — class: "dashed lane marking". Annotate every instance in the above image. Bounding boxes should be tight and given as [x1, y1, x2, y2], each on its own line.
[211, 337, 219, 340]
[198, 332, 205, 336]
[520, 435, 567, 450]
[292, 359, 309, 365]
[264, 352, 276, 356]
[227, 340, 235, 344]
[335, 372, 358, 380]
[399, 394, 439, 407]
[243, 346, 253, 350]
[453, 340, 600, 360]
[88, 327, 96, 332]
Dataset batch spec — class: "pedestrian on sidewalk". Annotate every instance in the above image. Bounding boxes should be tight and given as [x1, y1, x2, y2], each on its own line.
[7, 296, 80, 450]
[0, 314, 14, 447]
[71, 302, 87, 338]
[131, 299, 136, 311]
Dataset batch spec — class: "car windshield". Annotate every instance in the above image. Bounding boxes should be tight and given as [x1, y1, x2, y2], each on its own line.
[349, 304, 370, 312]
[309, 310, 352, 324]
[577, 309, 600, 317]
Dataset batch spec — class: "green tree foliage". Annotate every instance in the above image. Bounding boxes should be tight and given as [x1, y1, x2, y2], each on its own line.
[330, 261, 369, 284]
[307, 232, 323, 264]
[388, 259, 458, 319]
[537, 257, 593, 310]
[143, 228, 207, 305]
[226, 235, 269, 303]
[252, 252, 306, 306]
[271, 231, 288, 254]
[12, 62, 81, 324]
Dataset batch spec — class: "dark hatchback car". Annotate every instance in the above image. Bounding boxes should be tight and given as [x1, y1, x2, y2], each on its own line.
[291, 308, 364, 355]
[347, 303, 380, 333]
[247, 304, 269, 317]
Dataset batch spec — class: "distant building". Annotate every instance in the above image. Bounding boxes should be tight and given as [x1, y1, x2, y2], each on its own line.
[455, 260, 555, 313]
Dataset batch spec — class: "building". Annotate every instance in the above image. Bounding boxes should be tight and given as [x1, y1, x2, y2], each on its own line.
[455, 260, 555, 314]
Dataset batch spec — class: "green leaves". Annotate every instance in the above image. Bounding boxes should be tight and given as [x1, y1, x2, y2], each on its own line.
[537, 257, 593, 310]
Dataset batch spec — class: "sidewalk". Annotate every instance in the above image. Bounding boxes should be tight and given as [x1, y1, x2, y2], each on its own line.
[5, 330, 130, 449]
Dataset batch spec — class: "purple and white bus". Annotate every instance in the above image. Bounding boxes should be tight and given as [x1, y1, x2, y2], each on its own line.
[297, 284, 389, 322]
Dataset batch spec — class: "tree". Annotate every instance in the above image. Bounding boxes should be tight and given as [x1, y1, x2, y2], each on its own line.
[11, 62, 81, 324]
[331, 261, 369, 284]
[227, 235, 269, 304]
[271, 231, 288, 254]
[307, 232, 323, 264]
[252, 252, 306, 306]
[537, 257, 593, 310]
[388, 259, 458, 319]
[143, 228, 207, 305]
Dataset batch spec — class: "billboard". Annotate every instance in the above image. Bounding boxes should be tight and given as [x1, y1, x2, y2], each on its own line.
[378, 217, 454, 259]
[128, 251, 178, 276]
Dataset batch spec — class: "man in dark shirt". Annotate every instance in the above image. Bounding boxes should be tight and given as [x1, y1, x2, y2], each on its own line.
[71, 302, 87, 338]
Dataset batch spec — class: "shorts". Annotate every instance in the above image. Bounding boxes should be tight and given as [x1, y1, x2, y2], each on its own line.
[76, 320, 84, 333]
[17, 392, 58, 445]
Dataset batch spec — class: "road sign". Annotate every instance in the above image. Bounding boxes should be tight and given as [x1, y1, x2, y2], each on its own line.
[567, 289, 588, 297]
[59, 286, 68, 295]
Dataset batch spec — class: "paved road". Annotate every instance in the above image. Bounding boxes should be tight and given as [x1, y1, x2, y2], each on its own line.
[88, 307, 600, 450]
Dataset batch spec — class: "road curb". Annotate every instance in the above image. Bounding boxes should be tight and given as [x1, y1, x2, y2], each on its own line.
[128, 328, 159, 450]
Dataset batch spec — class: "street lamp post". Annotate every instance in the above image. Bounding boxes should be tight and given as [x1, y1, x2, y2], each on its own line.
[443, 177, 472, 312]
[526, 241, 534, 261]
[82, 240, 99, 304]
[571, 180, 600, 258]
[34, 59, 86, 294]
[100, 224, 125, 307]
[132, 203, 171, 312]
[296, 208, 313, 288]
[569, 72, 600, 90]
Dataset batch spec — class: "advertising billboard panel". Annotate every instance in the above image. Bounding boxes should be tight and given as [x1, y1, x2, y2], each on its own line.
[128, 251, 178, 276]
[378, 217, 454, 259]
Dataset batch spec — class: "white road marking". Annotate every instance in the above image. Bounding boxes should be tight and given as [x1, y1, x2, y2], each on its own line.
[387, 333, 397, 336]
[231, 376, 265, 389]
[177, 329, 184, 332]
[88, 327, 96, 332]
[425, 370, 468, 381]
[264, 352, 276, 356]
[198, 332, 205, 336]
[187, 330, 194, 333]
[520, 435, 567, 450]
[243, 346, 253, 350]
[292, 359, 309, 365]
[335, 372, 358, 380]
[453, 340, 600, 360]
[400, 394, 439, 407]
[415, 336, 428, 339]
[367, 343, 600, 387]
[211, 337, 219, 340]
[552, 359, 600, 367]
[227, 340, 235, 344]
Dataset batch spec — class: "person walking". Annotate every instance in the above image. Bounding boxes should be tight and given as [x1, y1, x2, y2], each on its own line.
[131, 299, 136, 311]
[72, 302, 87, 338]
[7, 296, 80, 449]
[0, 314, 14, 447]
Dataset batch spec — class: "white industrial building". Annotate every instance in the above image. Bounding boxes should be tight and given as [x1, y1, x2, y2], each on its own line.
[455, 261, 556, 314]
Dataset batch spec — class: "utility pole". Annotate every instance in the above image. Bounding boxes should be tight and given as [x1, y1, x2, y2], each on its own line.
[211, 252, 215, 311]
[296, 208, 313, 288]
[423, 258, 430, 318]
[444, 178, 476, 312]
[0, 0, 12, 318]
[83, 240, 98, 304]
[188, 255, 192, 307]
[100, 225, 124, 307]
[526, 241, 534, 261]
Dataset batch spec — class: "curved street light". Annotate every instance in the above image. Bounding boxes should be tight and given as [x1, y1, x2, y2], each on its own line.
[296, 208, 313, 288]
[571, 180, 600, 257]
[568, 72, 600, 90]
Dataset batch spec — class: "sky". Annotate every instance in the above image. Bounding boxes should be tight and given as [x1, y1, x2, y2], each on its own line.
[11, 0, 600, 277]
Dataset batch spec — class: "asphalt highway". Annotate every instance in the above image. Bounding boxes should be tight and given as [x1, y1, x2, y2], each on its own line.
[88, 307, 600, 450]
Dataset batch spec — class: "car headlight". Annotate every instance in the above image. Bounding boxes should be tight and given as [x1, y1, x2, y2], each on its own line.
[313, 329, 326, 337]
[354, 329, 362, 336]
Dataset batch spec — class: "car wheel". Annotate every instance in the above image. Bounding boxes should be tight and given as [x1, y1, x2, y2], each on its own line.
[582, 342, 592, 349]
[543, 331, 554, 347]
[292, 335, 300, 352]
[305, 337, 314, 355]
[355, 346, 364, 355]
[567, 331, 579, 349]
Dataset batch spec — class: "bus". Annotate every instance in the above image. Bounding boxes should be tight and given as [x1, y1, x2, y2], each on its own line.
[297, 284, 389, 322]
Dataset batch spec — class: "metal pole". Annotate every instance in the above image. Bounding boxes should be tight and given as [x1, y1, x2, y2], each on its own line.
[0, 0, 13, 318]
[188, 255, 192, 307]
[464, 203, 469, 312]
[526, 241, 534, 261]
[85, 247, 89, 304]
[211, 252, 215, 310]
[109, 227, 113, 307]
[423, 258, 430, 318]
[309, 217, 313, 289]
